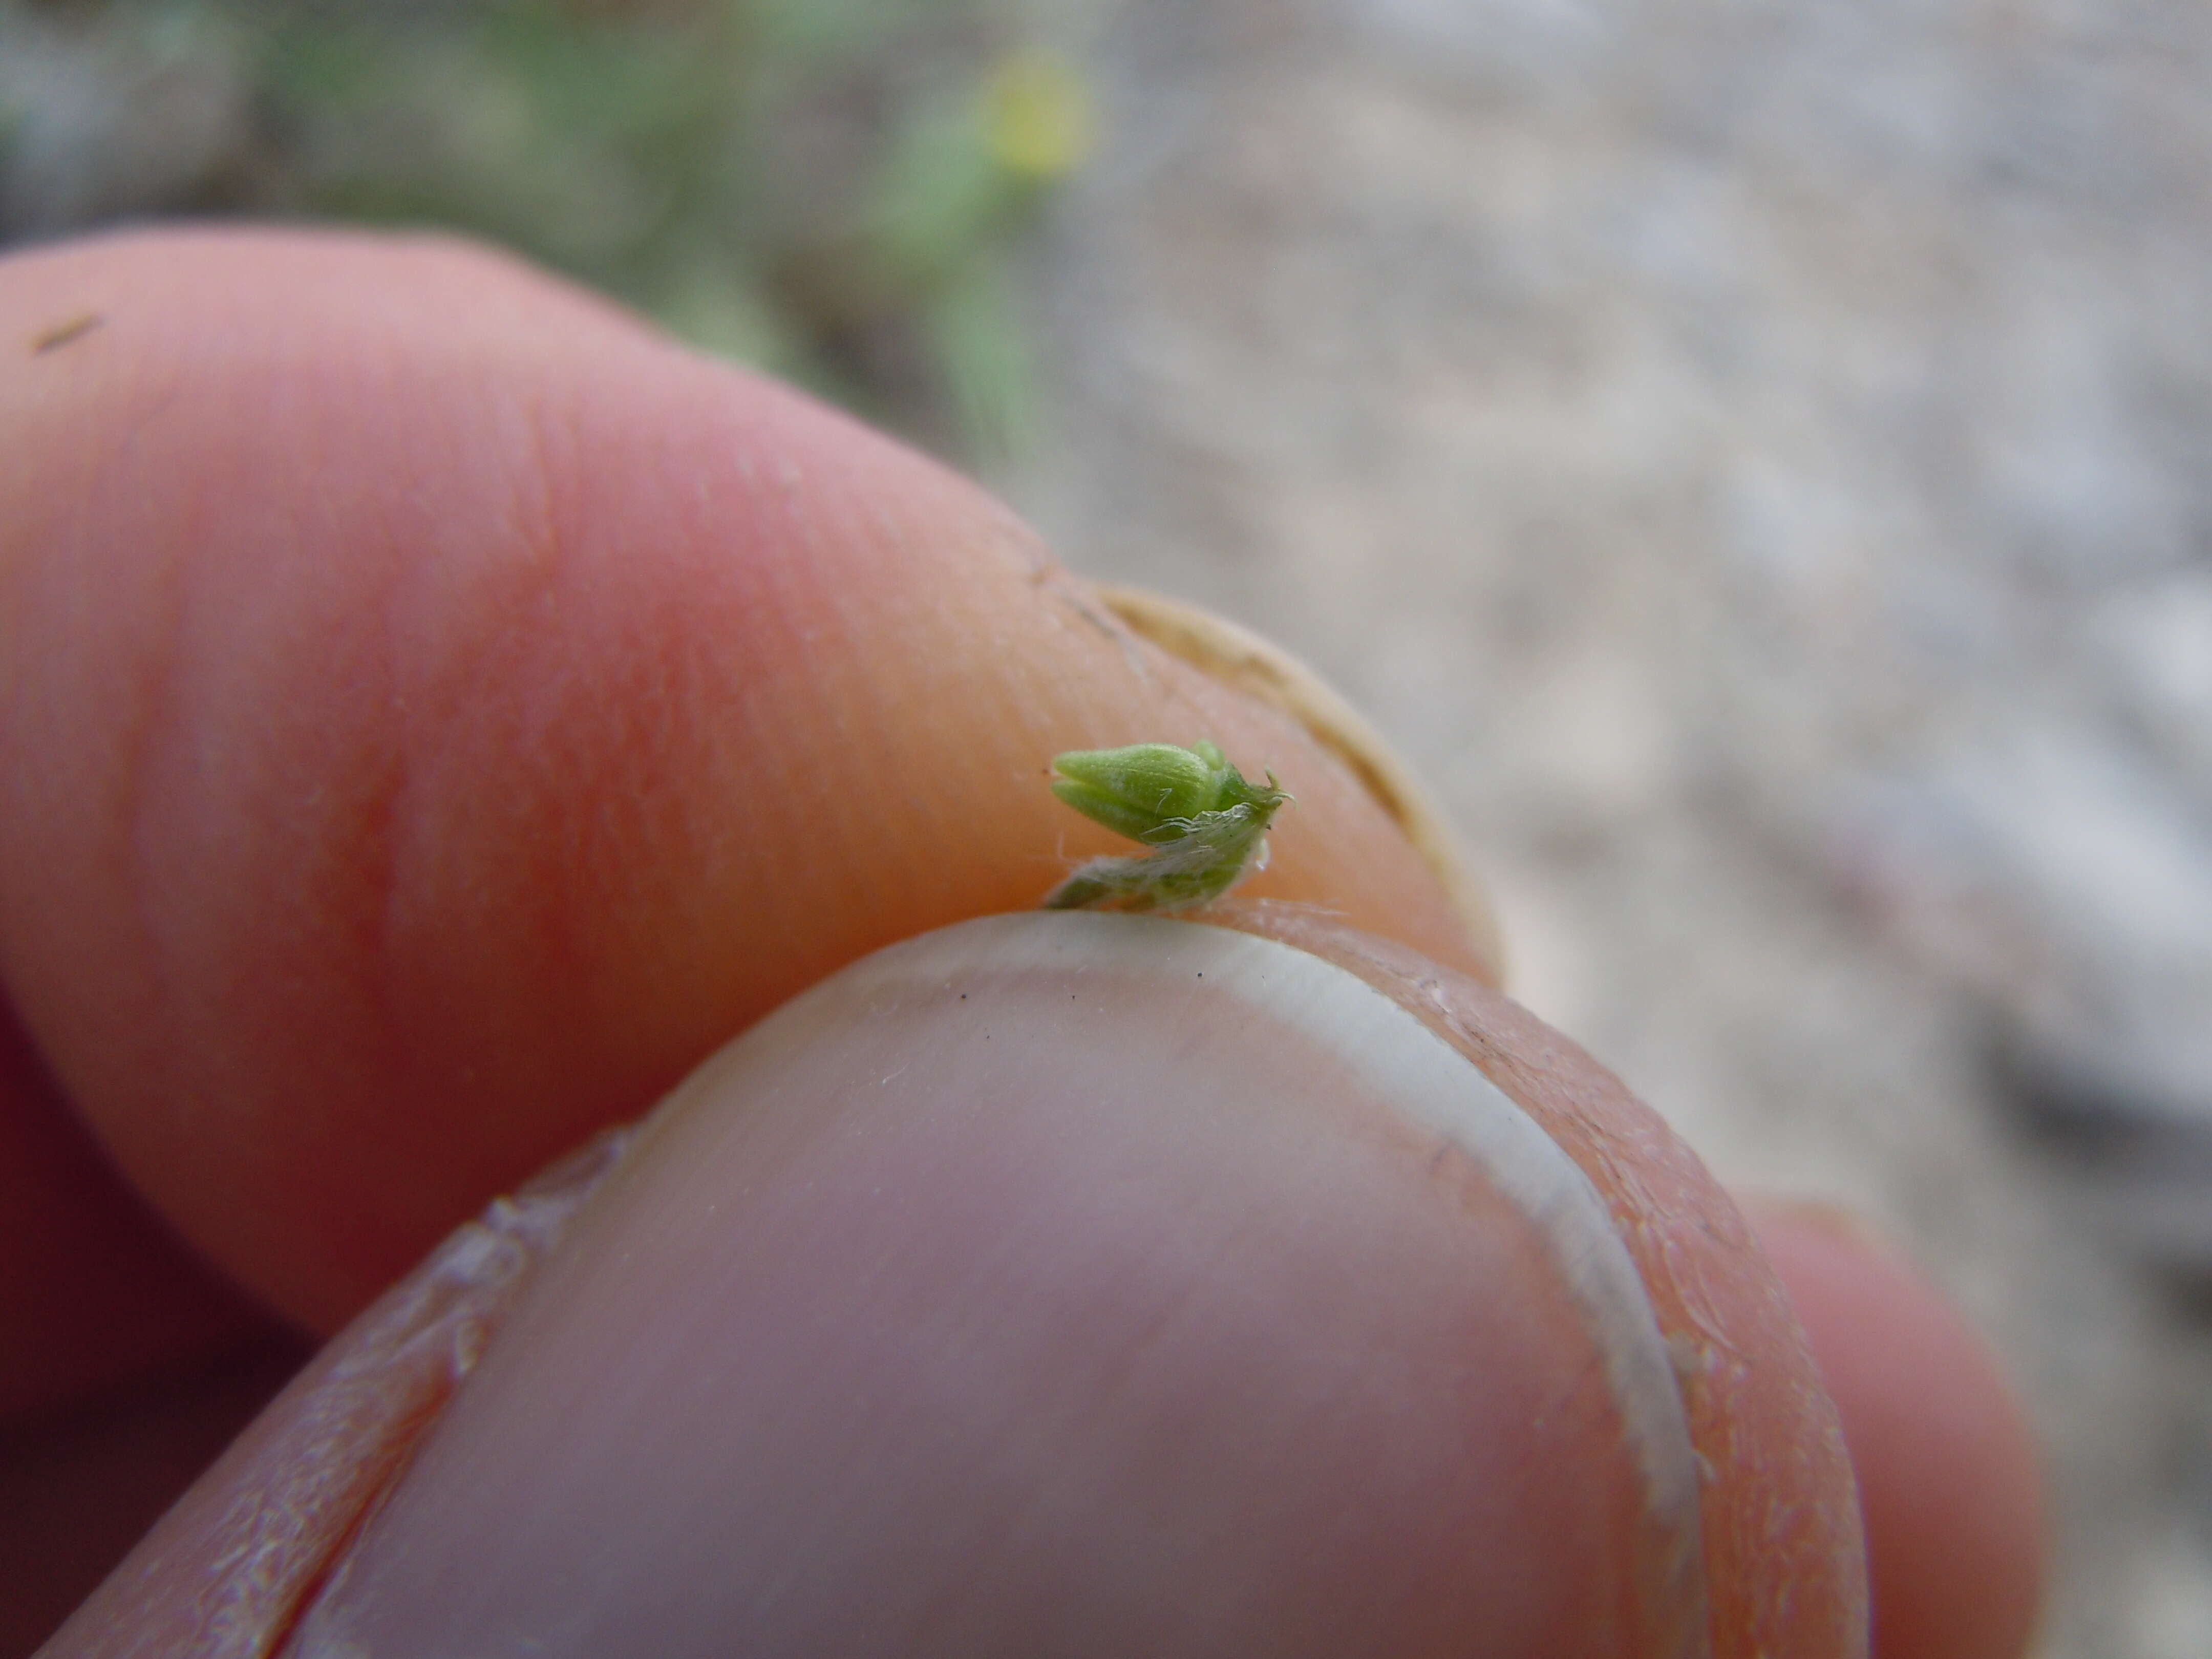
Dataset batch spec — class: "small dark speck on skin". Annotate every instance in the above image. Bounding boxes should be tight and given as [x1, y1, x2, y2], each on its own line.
[32, 312, 104, 354]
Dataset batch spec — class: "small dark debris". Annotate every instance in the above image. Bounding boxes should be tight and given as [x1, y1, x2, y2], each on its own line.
[32, 313, 105, 355]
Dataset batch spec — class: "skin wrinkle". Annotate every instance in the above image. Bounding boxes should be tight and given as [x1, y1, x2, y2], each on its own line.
[245, 517, 414, 1268]
[104, 531, 192, 1157]
[382, 377, 680, 1118]
[185, 351, 397, 1121]
[339, 593, 412, 1188]
[238, 350, 588, 1275]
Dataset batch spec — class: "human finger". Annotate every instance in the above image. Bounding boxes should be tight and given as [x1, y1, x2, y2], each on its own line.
[0, 227, 1488, 1350]
[1750, 1203, 2047, 1659]
[53, 913, 1861, 1658]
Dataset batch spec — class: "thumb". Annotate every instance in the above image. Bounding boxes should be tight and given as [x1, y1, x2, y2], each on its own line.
[46, 912, 1859, 1658]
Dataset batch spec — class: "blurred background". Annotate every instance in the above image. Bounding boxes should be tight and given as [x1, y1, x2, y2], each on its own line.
[6, 1, 2212, 1653]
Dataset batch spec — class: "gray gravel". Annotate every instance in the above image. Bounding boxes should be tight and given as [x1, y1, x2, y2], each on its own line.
[1012, 2, 2212, 1654]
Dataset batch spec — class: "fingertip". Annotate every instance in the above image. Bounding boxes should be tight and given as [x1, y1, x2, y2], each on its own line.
[0, 227, 1477, 1331]
[1748, 1201, 2047, 1659]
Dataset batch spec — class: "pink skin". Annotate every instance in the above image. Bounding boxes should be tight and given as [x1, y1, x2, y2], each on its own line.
[0, 229, 2044, 1657]
[1750, 1205, 2048, 1659]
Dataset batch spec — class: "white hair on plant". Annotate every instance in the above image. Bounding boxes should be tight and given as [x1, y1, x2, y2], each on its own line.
[1043, 740, 1291, 913]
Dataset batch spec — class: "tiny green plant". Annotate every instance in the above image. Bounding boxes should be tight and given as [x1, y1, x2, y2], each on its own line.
[1043, 741, 1291, 912]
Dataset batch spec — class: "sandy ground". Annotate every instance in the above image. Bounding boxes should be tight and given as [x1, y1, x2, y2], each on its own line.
[1011, 3, 2212, 1654]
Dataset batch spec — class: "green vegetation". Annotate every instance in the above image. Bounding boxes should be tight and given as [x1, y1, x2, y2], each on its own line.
[1045, 743, 1293, 913]
[0, 0, 1091, 463]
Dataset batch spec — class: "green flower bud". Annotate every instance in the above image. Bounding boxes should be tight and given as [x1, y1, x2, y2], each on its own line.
[1049, 742, 1224, 844]
[1044, 741, 1291, 912]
